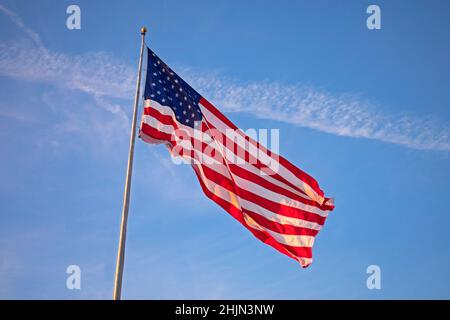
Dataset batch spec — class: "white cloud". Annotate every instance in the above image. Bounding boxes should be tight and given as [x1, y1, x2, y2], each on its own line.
[0, 5, 449, 152]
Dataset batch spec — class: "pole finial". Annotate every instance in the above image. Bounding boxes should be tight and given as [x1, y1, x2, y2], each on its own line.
[141, 26, 147, 35]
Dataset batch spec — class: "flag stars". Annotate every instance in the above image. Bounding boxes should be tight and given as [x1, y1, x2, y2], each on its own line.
[145, 48, 202, 128]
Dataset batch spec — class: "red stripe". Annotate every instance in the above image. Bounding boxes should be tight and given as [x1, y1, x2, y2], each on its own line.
[140, 122, 173, 143]
[143, 106, 175, 125]
[199, 97, 238, 130]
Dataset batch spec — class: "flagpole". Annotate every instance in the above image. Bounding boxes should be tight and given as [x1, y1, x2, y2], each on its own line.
[113, 26, 147, 300]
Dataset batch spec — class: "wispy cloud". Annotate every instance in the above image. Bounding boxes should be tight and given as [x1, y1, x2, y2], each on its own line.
[0, 5, 449, 152]
[0, 43, 135, 100]
[0, 3, 43, 47]
[185, 73, 450, 151]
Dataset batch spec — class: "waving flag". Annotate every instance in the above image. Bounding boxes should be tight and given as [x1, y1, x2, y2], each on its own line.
[139, 47, 334, 267]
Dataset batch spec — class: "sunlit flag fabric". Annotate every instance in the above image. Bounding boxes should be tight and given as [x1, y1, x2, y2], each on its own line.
[139, 47, 335, 267]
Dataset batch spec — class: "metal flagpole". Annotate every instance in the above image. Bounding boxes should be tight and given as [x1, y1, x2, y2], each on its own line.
[113, 26, 147, 300]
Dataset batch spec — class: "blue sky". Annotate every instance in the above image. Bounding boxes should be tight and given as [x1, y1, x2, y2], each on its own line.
[0, 0, 449, 299]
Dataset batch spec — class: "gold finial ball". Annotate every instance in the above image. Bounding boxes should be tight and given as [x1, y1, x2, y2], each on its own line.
[141, 27, 147, 34]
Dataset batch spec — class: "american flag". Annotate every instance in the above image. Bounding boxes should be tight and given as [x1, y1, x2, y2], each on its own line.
[139, 47, 334, 267]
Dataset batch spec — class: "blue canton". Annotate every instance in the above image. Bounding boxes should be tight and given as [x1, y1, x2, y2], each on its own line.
[144, 47, 203, 128]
